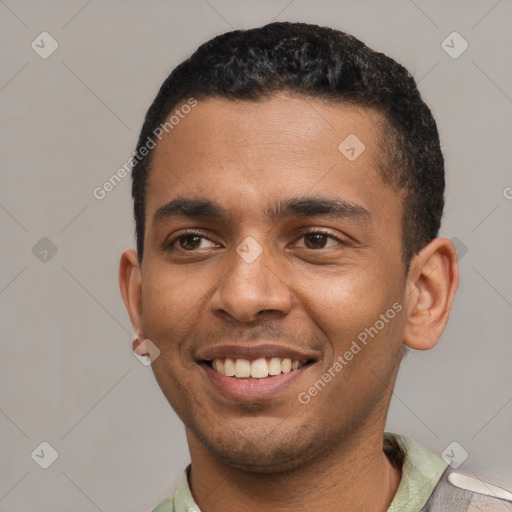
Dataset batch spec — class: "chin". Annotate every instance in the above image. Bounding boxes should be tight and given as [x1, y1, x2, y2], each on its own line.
[188, 417, 331, 474]
[205, 441, 312, 474]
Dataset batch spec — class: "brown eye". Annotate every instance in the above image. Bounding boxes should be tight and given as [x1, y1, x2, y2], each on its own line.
[178, 235, 203, 250]
[304, 233, 330, 249]
[164, 230, 218, 252]
[297, 230, 345, 250]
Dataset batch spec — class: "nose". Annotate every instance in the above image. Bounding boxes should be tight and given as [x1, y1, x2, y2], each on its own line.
[210, 241, 293, 324]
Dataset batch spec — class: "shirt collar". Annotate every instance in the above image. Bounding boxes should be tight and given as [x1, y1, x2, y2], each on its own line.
[385, 432, 449, 511]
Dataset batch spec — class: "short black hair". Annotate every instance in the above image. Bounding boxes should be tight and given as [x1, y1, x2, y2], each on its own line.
[131, 21, 444, 271]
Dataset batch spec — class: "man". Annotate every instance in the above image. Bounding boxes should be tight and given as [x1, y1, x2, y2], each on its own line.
[119, 22, 511, 511]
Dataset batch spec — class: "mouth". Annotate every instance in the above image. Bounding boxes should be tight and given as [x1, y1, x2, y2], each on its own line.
[202, 357, 315, 379]
[196, 344, 320, 400]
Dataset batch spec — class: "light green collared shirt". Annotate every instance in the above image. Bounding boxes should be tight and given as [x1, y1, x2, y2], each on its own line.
[152, 432, 449, 512]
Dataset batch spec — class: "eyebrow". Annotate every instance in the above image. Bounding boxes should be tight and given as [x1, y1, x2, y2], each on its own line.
[153, 195, 371, 225]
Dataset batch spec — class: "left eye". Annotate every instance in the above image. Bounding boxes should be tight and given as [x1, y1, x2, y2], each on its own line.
[296, 231, 343, 249]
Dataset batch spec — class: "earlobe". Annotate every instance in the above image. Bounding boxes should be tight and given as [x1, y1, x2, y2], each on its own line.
[119, 249, 145, 340]
[403, 238, 459, 351]
[132, 337, 150, 356]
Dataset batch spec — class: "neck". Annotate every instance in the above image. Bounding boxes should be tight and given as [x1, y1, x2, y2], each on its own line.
[186, 425, 402, 512]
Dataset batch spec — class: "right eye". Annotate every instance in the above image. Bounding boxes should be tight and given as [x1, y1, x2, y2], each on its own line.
[164, 230, 219, 252]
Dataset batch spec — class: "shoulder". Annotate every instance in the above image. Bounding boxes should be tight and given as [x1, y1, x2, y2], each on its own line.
[421, 466, 512, 511]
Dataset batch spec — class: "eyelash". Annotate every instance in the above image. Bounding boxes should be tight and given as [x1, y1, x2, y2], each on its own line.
[164, 229, 346, 251]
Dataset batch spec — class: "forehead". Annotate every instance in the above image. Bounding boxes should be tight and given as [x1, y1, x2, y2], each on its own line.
[153, 94, 385, 165]
[146, 94, 400, 229]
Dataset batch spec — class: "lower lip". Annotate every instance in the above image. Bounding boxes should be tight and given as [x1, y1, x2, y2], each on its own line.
[201, 363, 312, 401]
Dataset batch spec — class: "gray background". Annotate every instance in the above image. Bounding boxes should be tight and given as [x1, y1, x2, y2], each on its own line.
[1, 0, 511, 511]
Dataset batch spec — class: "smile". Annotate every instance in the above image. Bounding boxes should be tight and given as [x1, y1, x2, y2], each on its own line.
[196, 343, 320, 400]
[206, 357, 310, 379]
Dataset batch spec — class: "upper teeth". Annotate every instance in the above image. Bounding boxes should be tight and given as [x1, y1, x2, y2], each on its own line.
[212, 357, 302, 379]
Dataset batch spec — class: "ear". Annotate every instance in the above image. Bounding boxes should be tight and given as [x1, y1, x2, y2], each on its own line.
[119, 249, 145, 343]
[403, 237, 459, 351]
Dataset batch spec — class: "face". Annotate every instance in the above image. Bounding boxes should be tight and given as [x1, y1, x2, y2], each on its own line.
[137, 94, 408, 472]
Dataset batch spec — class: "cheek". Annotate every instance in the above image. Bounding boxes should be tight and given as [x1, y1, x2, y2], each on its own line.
[140, 267, 205, 351]
[141, 270, 206, 405]
[302, 272, 405, 417]
[297, 266, 396, 345]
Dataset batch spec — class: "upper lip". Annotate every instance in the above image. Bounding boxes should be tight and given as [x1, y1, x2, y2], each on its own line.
[196, 343, 321, 363]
